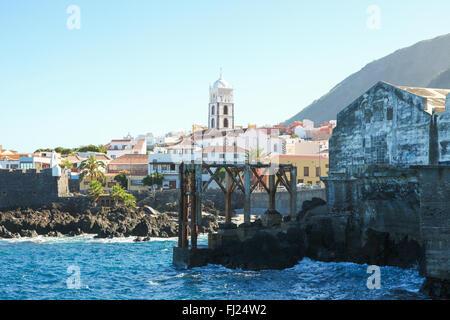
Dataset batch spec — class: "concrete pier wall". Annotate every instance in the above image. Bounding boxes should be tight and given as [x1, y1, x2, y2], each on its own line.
[416, 166, 450, 297]
[248, 189, 326, 215]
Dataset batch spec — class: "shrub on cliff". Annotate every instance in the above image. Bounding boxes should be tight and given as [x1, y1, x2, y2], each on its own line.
[123, 193, 136, 207]
[88, 181, 104, 205]
[114, 173, 128, 189]
[111, 185, 136, 207]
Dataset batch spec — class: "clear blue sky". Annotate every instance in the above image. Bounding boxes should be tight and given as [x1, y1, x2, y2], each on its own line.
[1, 0, 450, 152]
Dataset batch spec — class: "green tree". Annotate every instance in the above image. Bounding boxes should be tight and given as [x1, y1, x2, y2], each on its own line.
[34, 148, 54, 153]
[110, 185, 136, 207]
[88, 181, 104, 205]
[114, 173, 128, 189]
[216, 168, 226, 182]
[59, 159, 72, 172]
[111, 185, 126, 204]
[123, 193, 136, 207]
[143, 172, 164, 188]
[77, 145, 106, 153]
[79, 155, 106, 183]
[54, 147, 73, 156]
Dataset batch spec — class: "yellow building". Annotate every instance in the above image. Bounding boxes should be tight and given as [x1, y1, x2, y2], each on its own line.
[275, 154, 329, 187]
[127, 175, 148, 191]
[192, 124, 208, 133]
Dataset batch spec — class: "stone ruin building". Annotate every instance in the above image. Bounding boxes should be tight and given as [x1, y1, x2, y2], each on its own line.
[324, 80, 450, 297]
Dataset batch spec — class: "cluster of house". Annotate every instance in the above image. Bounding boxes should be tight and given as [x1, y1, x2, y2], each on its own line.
[0, 146, 62, 170]
[1, 74, 336, 192]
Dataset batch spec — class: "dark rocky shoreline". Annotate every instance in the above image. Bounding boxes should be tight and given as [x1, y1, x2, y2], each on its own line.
[202, 198, 424, 272]
[0, 202, 220, 241]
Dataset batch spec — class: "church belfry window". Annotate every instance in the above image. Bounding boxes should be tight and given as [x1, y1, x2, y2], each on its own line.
[224, 105, 228, 115]
[224, 118, 229, 128]
[211, 106, 215, 115]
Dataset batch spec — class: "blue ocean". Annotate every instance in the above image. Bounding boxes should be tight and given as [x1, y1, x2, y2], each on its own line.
[0, 235, 426, 300]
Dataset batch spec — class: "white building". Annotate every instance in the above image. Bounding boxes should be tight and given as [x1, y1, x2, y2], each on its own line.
[192, 127, 282, 156]
[0, 156, 19, 169]
[106, 139, 146, 159]
[136, 132, 156, 149]
[19, 152, 62, 169]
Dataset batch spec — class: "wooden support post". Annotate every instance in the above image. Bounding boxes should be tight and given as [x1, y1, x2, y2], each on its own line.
[268, 173, 276, 210]
[225, 170, 233, 224]
[190, 170, 197, 249]
[178, 163, 188, 248]
[290, 167, 297, 219]
[178, 164, 183, 248]
[195, 164, 202, 226]
[244, 165, 251, 224]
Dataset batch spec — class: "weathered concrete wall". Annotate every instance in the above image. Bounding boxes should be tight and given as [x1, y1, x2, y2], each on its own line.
[134, 189, 244, 212]
[330, 81, 432, 176]
[249, 189, 326, 215]
[416, 166, 450, 283]
[323, 167, 420, 215]
[437, 97, 450, 163]
[0, 168, 69, 210]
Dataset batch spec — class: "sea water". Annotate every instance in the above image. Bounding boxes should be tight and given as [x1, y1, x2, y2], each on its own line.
[0, 235, 426, 300]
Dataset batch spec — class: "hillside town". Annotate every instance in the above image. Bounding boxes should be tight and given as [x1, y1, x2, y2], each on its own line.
[0, 73, 336, 194]
[1, 73, 449, 299]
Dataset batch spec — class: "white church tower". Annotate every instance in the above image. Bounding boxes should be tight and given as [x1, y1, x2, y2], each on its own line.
[208, 73, 234, 130]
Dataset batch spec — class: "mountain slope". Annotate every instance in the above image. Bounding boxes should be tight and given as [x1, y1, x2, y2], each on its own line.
[285, 34, 450, 125]
[428, 67, 450, 89]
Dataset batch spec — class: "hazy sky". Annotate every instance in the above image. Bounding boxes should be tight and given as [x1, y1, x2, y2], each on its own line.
[1, 0, 450, 152]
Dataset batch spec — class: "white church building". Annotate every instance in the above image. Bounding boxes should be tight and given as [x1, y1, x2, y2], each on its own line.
[208, 73, 235, 130]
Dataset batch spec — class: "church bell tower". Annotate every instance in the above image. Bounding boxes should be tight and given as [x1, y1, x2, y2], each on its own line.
[208, 73, 234, 130]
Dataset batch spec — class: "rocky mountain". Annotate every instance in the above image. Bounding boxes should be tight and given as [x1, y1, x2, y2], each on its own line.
[428, 67, 450, 89]
[285, 34, 450, 125]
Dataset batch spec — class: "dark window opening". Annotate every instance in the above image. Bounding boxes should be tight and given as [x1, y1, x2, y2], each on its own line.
[304, 167, 309, 177]
[387, 107, 393, 120]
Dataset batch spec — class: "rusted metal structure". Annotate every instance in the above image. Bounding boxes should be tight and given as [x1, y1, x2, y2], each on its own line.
[177, 162, 297, 250]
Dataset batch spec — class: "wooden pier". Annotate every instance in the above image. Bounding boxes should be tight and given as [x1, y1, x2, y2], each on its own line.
[173, 162, 297, 268]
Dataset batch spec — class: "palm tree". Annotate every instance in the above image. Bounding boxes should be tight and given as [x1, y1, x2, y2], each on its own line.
[111, 185, 125, 205]
[88, 181, 104, 206]
[79, 155, 106, 183]
[59, 159, 72, 172]
[245, 147, 268, 164]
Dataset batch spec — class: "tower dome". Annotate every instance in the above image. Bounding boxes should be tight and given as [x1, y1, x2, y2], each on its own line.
[212, 74, 233, 89]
